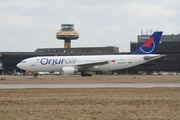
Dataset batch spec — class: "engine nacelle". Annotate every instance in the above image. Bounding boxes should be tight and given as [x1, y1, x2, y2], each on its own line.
[62, 67, 78, 75]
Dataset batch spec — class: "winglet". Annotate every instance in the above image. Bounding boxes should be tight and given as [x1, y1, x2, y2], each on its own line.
[132, 31, 163, 54]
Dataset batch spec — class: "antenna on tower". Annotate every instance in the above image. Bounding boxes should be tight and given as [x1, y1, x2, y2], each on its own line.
[150, 30, 152, 35]
[146, 29, 148, 35]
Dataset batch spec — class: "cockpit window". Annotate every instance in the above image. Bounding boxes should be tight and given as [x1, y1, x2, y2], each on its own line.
[21, 61, 26, 63]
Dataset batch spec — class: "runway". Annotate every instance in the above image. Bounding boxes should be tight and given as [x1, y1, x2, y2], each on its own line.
[0, 83, 180, 89]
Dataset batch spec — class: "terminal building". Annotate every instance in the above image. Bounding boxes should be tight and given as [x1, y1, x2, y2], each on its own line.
[0, 26, 180, 75]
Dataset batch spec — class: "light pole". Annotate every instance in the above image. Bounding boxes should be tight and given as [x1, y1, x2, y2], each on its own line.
[1, 68, 3, 80]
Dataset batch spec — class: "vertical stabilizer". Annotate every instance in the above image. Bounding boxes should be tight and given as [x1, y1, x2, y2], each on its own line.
[132, 31, 163, 54]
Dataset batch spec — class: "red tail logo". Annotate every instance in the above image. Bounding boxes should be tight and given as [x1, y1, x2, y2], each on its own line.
[143, 38, 154, 48]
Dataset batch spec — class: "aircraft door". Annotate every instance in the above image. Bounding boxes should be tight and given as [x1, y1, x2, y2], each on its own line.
[31, 59, 38, 71]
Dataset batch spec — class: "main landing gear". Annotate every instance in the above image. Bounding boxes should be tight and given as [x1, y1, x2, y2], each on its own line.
[81, 71, 92, 77]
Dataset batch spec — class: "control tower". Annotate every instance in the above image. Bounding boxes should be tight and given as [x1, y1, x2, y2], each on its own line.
[56, 24, 79, 48]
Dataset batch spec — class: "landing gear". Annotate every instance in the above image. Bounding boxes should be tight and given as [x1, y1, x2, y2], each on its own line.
[81, 73, 92, 76]
[81, 71, 92, 77]
[33, 73, 38, 78]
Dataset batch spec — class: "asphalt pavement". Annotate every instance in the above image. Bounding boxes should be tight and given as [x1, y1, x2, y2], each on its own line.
[0, 83, 180, 89]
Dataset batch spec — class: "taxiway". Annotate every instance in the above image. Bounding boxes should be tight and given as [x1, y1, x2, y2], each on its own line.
[0, 83, 180, 89]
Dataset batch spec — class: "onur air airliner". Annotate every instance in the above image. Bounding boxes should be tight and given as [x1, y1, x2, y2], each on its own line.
[17, 31, 164, 77]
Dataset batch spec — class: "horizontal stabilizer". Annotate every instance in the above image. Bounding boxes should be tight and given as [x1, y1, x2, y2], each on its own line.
[144, 55, 166, 61]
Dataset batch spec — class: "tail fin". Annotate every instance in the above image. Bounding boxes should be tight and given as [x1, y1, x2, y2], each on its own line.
[132, 31, 163, 54]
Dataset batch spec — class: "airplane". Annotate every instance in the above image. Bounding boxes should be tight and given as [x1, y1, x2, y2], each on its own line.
[17, 31, 164, 77]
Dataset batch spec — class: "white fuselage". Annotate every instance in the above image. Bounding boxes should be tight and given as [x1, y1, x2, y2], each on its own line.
[17, 54, 161, 72]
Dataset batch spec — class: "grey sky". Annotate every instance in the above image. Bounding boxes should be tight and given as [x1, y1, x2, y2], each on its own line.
[0, 0, 180, 52]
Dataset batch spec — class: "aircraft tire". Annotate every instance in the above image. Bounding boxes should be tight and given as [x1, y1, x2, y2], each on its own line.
[81, 73, 92, 77]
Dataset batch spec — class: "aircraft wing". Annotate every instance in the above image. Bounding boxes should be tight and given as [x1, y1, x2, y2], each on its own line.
[76, 60, 114, 70]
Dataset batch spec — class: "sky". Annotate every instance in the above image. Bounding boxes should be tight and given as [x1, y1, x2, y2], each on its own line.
[0, 0, 180, 52]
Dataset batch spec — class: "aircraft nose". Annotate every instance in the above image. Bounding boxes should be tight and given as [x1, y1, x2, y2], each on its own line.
[17, 63, 22, 69]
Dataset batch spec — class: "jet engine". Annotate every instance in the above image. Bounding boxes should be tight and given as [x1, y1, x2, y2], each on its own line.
[62, 67, 78, 75]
